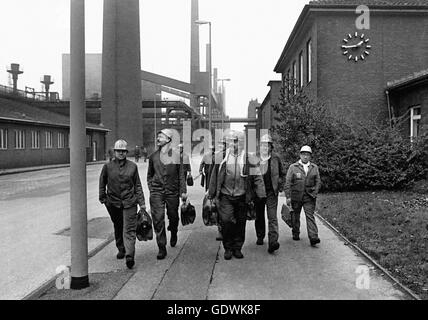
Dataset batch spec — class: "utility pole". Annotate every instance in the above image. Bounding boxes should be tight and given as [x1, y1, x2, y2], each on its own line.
[70, 0, 89, 290]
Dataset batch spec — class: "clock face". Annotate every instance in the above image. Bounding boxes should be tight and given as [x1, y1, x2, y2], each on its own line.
[341, 31, 372, 62]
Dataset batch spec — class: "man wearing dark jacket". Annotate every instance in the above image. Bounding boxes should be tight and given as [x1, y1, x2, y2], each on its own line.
[284, 145, 321, 246]
[208, 131, 266, 260]
[147, 129, 187, 260]
[255, 134, 284, 254]
[99, 139, 146, 269]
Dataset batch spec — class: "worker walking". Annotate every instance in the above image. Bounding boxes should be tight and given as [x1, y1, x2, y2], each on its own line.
[255, 134, 284, 254]
[147, 129, 187, 260]
[284, 145, 321, 246]
[99, 139, 146, 269]
[208, 131, 265, 260]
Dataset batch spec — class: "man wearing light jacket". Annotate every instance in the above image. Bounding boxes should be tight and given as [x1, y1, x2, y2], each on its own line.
[208, 131, 266, 260]
[284, 145, 321, 246]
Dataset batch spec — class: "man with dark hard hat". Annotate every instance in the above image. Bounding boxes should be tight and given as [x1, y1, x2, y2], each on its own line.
[208, 131, 266, 260]
[255, 133, 284, 254]
[147, 129, 187, 260]
[99, 139, 146, 269]
[284, 145, 321, 246]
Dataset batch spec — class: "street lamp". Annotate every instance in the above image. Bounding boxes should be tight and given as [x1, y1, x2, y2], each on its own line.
[216, 78, 231, 129]
[154, 92, 161, 146]
[194, 20, 212, 135]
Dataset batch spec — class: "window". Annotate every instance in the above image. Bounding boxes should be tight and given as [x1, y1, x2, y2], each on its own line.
[31, 131, 40, 149]
[0, 129, 7, 150]
[292, 61, 297, 94]
[410, 106, 421, 140]
[299, 51, 304, 88]
[45, 131, 53, 149]
[306, 39, 312, 83]
[58, 132, 65, 149]
[86, 134, 91, 148]
[14, 130, 25, 149]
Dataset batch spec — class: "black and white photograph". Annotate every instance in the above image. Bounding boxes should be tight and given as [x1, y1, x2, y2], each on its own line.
[0, 0, 427, 310]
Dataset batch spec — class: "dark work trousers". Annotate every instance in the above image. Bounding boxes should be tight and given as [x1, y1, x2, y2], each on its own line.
[291, 194, 319, 240]
[106, 204, 138, 258]
[218, 194, 247, 251]
[150, 192, 180, 248]
[255, 190, 279, 245]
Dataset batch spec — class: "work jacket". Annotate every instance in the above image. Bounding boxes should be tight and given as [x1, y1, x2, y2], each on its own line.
[259, 152, 284, 196]
[147, 147, 187, 196]
[284, 161, 321, 202]
[208, 148, 266, 203]
[99, 158, 146, 209]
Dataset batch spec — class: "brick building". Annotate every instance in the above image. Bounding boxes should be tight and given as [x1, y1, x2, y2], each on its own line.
[259, 0, 428, 139]
[0, 96, 108, 169]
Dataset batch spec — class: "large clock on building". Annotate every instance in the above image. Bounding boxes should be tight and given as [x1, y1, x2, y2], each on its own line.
[341, 31, 371, 62]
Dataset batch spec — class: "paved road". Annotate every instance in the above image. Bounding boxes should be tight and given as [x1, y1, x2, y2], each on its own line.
[1, 157, 411, 300]
[0, 160, 149, 300]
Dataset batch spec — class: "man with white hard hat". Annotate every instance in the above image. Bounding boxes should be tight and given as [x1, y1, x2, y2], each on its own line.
[147, 129, 187, 260]
[254, 133, 284, 254]
[99, 139, 146, 269]
[284, 145, 321, 246]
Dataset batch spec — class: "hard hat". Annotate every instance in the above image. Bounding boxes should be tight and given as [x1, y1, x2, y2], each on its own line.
[113, 139, 128, 151]
[158, 128, 173, 140]
[300, 145, 312, 154]
[230, 131, 244, 142]
[260, 134, 273, 143]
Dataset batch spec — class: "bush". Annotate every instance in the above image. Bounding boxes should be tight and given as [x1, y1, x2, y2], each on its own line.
[272, 82, 428, 191]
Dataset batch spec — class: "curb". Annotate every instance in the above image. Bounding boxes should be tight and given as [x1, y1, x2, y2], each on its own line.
[0, 161, 106, 176]
[22, 235, 114, 300]
[315, 212, 421, 301]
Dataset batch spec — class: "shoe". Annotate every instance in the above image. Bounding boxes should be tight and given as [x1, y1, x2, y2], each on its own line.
[125, 256, 135, 269]
[116, 250, 126, 259]
[216, 231, 223, 241]
[170, 232, 178, 247]
[268, 242, 280, 254]
[232, 249, 244, 259]
[256, 238, 264, 245]
[310, 238, 321, 246]
[224, 249, 233, 260]
[292, 234, 300, 241]
[157, 246, 167, 260]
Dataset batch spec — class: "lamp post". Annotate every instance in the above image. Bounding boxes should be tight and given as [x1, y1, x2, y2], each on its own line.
[154, 92, 161, 146]
[194, 20, 212, 135]
[216, 78, 230, 130]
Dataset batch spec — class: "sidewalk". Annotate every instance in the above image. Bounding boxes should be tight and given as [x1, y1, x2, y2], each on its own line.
[0, 160, 107, 176]
[36, 159, 413, 300]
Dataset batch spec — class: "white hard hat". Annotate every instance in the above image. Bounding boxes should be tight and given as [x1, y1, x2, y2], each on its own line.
[158, 128, 173, 140]
[230, 131, 245, 141]
[114, 139, 128, 151]
[260, 134, 273, 143]
[300, 145, 312, 154]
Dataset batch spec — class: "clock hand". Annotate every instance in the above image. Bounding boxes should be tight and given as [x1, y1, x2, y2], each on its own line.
[341, 41, 364, 49]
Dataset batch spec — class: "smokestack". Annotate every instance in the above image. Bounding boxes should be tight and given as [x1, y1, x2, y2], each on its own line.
[101, 0, 143, 151]
[7, 63, 24, 93]
[190, 0, 200, 108]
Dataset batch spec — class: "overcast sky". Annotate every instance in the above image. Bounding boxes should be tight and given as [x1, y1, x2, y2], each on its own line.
[0, 0, 308, 130]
